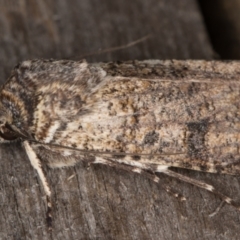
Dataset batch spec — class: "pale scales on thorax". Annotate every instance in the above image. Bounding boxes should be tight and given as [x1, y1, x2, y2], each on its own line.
[1, 59, 240, 229]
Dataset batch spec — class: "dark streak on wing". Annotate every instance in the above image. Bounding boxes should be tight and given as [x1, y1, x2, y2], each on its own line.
[143, 131, 159, 145]
[186, 118, 209, 160]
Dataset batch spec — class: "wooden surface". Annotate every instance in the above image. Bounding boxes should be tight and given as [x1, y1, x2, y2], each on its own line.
[1, 0, 240, 239]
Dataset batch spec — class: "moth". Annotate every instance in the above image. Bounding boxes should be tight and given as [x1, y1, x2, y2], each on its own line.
[1, 59, 240, 229]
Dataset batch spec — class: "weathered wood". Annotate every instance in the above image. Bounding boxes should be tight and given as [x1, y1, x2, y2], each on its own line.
[1, 0, 240, 240]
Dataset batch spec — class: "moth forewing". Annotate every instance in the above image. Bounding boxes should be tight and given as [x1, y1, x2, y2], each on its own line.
[1, 59, 240, 229]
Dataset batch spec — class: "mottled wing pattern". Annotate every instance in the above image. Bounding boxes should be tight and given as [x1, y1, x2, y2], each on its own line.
[18, 60, 240, 176]
[2, 59, 240, 226]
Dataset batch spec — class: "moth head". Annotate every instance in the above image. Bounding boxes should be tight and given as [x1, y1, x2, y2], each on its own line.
[0, 103, 17, 141]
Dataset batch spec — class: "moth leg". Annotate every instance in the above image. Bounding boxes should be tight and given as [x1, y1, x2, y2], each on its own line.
[209, 201, 225, 217]
[163, 169, 240, 211]
[23, 141, 52, 230]
[94, 158, 186, 201]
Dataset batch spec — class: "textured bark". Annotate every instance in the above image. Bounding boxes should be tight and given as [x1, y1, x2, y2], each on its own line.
[1, 0, 240, 240]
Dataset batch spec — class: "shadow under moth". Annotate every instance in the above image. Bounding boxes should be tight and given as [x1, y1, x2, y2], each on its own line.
[1, 59, 240, 229]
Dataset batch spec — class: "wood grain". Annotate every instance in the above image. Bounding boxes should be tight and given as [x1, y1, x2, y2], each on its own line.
[1, 1, 240, 240]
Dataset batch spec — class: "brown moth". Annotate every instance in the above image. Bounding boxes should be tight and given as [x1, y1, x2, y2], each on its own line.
[1, 59, 240, 228]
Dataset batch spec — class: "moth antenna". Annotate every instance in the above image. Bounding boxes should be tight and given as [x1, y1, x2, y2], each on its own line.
[28, 139, 185, 157]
